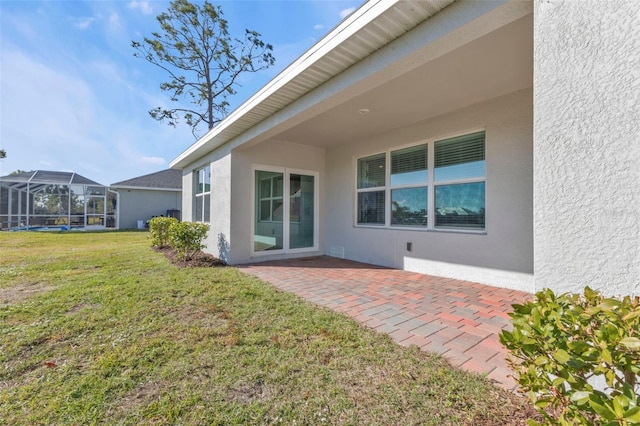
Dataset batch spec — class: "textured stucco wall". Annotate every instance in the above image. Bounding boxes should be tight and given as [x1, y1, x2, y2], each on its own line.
[178, 148, 232, 262]
[534, 0, 640, 296]
[209, 152, 232, 263]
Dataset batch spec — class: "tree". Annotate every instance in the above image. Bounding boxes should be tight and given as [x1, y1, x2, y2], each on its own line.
[132, 0, 275, 138]
[0, 149, 6, 159]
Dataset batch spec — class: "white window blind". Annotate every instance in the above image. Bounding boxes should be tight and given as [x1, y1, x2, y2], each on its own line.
[435, 132, 485, 182]
[391, 144, 427, 186]
[357, 154, 385, 189]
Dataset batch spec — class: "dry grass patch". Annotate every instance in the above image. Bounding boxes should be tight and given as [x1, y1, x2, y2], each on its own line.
[0, 282, 54, 306]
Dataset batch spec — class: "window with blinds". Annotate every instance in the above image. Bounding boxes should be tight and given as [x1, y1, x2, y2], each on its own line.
[355, 130, 485, 231]
[434, 131, 485, 182]
[357, 153, 386, 225]
[391, 144, 427, 186]
[357, 154, 385, 189]
[358, 191, 385, 225]
[390, 144, 428, 227]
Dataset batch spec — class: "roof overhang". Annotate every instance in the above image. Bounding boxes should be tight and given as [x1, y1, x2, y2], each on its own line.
[170, 0, 532, 169]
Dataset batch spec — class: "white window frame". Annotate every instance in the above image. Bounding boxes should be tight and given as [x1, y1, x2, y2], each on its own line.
[354, 130, 486, 233]
[355, 152, 386, 226]
[257, 173, 284, 223]
[389, 143, 429, 228]
[194, 165, 211, 223]
[251, 165, 320, 256]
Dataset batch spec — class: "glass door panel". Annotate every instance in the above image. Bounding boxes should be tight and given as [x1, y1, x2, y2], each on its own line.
[254, 170, 284, 251]
[289, 174, 315, 249]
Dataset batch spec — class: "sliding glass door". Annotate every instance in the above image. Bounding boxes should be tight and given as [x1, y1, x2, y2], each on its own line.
[254, 168, 317, 254]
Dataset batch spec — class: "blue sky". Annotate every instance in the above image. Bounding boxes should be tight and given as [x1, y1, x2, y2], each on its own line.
[0, 0, 360, 184]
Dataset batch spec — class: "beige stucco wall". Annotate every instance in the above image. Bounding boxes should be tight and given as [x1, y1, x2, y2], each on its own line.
[324, 89, 534, 291]
[533, 0, 640, 296]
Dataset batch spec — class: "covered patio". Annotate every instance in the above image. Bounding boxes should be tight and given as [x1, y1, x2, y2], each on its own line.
[240, 256, 531, 390]
[0, 170, 117, 230]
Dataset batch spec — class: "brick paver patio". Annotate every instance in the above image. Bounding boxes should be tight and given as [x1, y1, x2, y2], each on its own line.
[239, 256, 531, 390]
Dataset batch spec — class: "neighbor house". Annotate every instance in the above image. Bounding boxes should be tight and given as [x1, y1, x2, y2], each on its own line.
[110, 169, 182, 229]
[170, 0, 639, 296]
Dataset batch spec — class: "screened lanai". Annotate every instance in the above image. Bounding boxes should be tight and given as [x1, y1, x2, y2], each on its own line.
[0, 171, 117, 230]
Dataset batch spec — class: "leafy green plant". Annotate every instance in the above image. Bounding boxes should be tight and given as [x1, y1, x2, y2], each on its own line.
[500, 287, 640, 425]
[168, 221, 209, 260]
[148, 216, 179, 247]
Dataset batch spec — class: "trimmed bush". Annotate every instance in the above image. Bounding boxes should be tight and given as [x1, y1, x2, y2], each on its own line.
[149, 217, 178, 247]
[500, 287, 640, 425]
[168, 221, 209, 260]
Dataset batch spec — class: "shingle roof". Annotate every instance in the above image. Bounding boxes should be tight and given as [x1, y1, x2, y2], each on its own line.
[111, 169, 182, 190]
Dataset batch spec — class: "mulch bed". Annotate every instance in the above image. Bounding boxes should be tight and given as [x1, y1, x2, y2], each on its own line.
[154, 246, 226, 268]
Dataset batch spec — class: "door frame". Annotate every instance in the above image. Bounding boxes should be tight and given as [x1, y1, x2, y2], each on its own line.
[251, 164, 319, 256]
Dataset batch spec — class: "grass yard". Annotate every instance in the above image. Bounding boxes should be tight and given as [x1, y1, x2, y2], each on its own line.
[0, 231, 535, 425]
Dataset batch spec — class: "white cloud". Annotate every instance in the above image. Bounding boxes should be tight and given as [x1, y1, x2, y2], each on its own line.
[73, 17, 95, 30]
[314, 24, 324, 31]
[129, 1, 153, 15]
[340, 7, 356, 19]
[140, 156, 165, 165]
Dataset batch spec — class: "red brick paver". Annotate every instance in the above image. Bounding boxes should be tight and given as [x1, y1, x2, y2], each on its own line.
[239, 256, 530, 390]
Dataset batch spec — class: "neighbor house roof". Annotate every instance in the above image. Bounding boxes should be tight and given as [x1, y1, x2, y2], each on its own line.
[110, 169, 182, 191]
[0, 170, 104, 191]
[170, 0, 457, 169]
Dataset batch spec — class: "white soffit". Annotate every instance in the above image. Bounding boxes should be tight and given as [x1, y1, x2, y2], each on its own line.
[170, 0, 456, 169]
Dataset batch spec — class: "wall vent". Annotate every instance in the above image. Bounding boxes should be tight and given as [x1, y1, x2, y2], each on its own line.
[328, 246, 345, 259]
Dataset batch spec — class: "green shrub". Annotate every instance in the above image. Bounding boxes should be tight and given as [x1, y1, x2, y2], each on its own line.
[500, 287, 640, 425]
[168, 221, 209, 260]
[148, 216, 179, 247]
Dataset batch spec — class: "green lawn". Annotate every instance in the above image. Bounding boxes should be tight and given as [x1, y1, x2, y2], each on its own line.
[0, 231, 533, 425]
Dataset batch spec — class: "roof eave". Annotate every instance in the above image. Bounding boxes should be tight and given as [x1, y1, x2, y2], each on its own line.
[170, 0, 456, 170]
